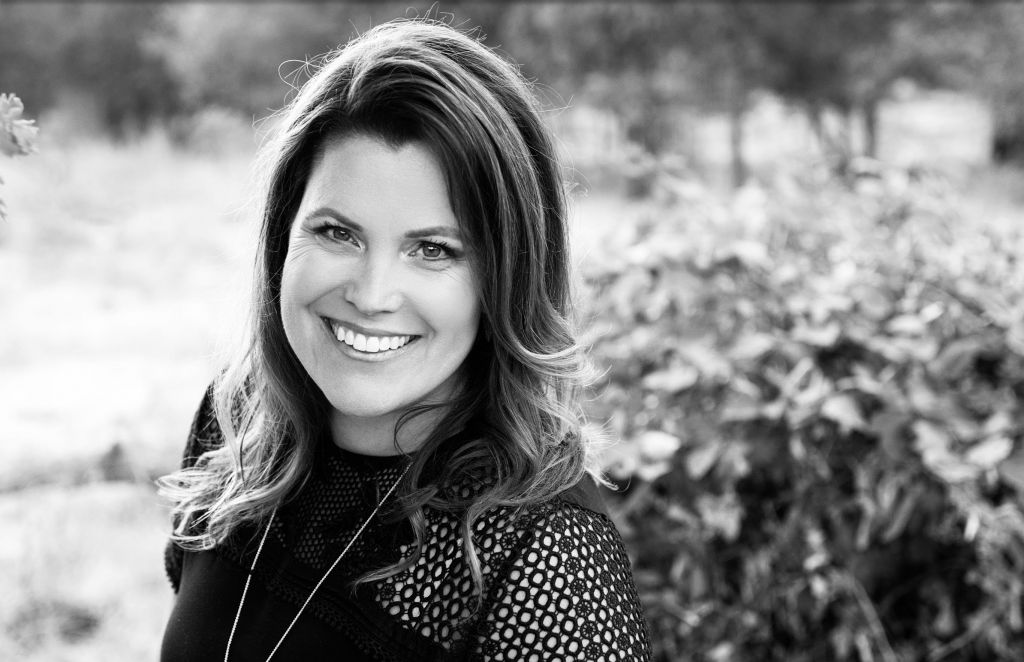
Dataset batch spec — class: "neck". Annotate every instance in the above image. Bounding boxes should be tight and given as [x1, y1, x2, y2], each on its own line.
[329, 407, 442, 457]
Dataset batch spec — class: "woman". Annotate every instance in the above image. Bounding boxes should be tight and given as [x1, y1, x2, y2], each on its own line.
[159, 18, 651, 661]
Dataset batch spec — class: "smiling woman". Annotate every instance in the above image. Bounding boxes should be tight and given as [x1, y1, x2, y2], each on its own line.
[157, 18, 651, 662]
[281, 136, 481, 455]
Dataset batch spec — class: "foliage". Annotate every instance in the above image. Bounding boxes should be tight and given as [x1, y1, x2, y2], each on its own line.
[585, 160, 1024, 661]
[0, 93, 37, 222]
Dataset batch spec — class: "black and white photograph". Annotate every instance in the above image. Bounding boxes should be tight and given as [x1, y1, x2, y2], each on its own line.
[2, 2, 1023, 661]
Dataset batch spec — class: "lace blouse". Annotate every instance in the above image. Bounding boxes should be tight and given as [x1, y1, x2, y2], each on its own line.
[161, 391, 652, 661]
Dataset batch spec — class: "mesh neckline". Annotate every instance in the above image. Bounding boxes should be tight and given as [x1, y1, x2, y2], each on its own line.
[319, 439, 412, 472]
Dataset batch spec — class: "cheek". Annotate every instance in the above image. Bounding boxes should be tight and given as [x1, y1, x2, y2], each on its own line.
[436, 274, 480, 343]
[281, 245, 333, 309]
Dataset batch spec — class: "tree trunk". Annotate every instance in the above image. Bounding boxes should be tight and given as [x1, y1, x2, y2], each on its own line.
[841, 107, 854, 157]
[808, 104, 824, 151]
[727, 73, 747, 189]
[992, 116, 1024, 164]
[863, 100, 879, 159]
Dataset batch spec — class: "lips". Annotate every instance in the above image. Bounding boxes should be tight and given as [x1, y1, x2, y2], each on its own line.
[323, 318, 418, 354]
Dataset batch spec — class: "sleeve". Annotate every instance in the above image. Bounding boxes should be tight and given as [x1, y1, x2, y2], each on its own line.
[470, 503, 652, 662]
[163, 383, 221, 593]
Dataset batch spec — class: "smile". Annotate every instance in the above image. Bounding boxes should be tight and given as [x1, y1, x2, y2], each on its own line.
[324, 319, 418, 354]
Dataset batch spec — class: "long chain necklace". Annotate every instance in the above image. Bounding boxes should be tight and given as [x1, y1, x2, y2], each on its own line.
[223, 463, 411, 662]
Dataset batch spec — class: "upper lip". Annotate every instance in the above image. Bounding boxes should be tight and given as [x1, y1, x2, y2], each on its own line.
[322, 317, 418, 338]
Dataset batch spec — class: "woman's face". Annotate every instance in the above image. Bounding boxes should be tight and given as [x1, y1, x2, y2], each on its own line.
[280, 133, 480, 453]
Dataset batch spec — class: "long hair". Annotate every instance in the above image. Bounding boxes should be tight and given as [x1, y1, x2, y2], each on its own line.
[158, 18, 600, 597]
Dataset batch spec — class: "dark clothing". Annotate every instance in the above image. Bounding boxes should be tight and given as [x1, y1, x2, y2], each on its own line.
[161, 390, 652, 661]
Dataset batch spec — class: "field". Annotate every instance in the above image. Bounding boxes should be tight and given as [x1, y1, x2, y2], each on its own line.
[1, 93, 1021, 659]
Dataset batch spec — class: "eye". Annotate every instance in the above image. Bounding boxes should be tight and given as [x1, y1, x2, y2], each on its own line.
[415, 241, 456, 261]
[327, 227, 352, 243]
[315, 224, 357, 245]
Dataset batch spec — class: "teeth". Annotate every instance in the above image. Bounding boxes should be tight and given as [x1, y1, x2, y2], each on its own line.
[331, 322, 412, 353]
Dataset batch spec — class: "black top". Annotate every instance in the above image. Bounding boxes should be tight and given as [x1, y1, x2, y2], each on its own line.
[162, 390, 652, 661]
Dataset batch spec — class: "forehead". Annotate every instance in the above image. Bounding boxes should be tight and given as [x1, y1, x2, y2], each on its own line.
[303, 134, 459, 231]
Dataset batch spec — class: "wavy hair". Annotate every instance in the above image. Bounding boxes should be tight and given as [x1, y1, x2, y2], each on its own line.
[158, 18, 601, 597]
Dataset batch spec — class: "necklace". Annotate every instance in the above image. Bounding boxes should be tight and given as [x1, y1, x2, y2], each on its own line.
[223, 463, 411, 662]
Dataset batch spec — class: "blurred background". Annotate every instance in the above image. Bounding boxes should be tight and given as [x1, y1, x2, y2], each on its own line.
[2, 2, 1024, 660]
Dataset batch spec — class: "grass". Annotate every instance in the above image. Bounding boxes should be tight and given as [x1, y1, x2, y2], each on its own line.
[0, 482, 173, 661]
[0, 131, 257, 487]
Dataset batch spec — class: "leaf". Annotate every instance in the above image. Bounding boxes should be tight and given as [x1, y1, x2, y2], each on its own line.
[696, 493, 743, 542]
[983, 409, 1014, 437]
[635, 460, 672, 482]
[933, 336, 989, 378]
[964, 435, 1013, 469]
[717, 440, 751, 479]
[1008, 320, 1024, 356]
[870, 409, 911, 461]
[912, 420, 950, 460]
[913, 421, 982, 482]
[907, 371, 942, 416]
[852, 283, 893, 321]
[677, 341, 732, 382]
[886, 313, 927, 336]
[880, 485, 923, 542]
[719, 390, 766, 422]
[792, 321, 841, 348]
[642, 364, 699, 393]
[0, 93, 39, 157]
[686, 442, 721, 480]
[998, 445, 1024, 494]
[929, 458, 981, 484]
[636, 429, 683, 462]
[820, 394, 868, 433]
[728, 332, 777, 362]
[724, 239, 770, 269]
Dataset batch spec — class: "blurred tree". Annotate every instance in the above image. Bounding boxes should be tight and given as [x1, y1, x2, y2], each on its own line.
[967, 4, 1024, 163]
[5, 0, 1022, 168]
[867, 2, 1024, 165]
[0, 3, 180, 136]
[496, 4, 685, 156]
[150, 4, 352, 118]
[747, 3, 908, 164]
[149, 2, 506, 120]
[0, 4, 70, 113]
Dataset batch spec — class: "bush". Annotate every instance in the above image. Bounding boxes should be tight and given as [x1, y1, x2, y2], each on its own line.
[0, 93, 38, 222]
[585, 160, 1024, 660]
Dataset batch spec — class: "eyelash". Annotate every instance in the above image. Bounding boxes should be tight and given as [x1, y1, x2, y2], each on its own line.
[312, 224, 460, 261]
[415, 239, 457, 261]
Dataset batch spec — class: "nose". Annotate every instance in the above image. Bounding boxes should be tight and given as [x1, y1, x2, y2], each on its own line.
[342, 253, 403, 315]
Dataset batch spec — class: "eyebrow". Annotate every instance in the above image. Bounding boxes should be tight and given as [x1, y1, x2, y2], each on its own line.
[304, 207, 462, 240]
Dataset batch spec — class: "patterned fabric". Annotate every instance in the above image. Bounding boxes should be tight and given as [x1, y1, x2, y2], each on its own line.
[165, 391, 652, 660]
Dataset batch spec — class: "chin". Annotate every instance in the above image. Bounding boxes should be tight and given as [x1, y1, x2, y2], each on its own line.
[327, 397, 398, 420]
[326, 387, 431, 421]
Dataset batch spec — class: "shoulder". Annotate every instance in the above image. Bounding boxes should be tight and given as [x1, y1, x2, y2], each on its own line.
[470, 476, 653, 659]
[466, 474, 619, 565]
[502, 477, 629, 583]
